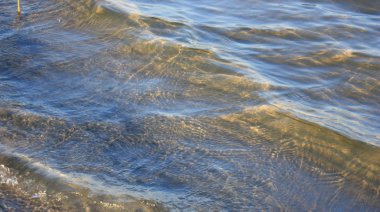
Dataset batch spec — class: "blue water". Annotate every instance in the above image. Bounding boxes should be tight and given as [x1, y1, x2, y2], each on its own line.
[0, 0, 380, 210]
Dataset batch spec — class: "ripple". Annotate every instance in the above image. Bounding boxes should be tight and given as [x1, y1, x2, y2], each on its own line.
[1, 0, 380, 210]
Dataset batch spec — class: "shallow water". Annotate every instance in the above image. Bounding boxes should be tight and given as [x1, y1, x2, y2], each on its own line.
[0, 0, 380, 210]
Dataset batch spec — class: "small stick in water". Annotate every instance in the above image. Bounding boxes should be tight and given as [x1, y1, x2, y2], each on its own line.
[17, 0, 21, 16]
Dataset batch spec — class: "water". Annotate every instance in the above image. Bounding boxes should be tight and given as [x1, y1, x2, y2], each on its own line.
[0, 0, 380, 210]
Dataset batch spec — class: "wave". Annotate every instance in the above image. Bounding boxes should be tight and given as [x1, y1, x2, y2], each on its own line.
[1, 106, 379, 210]
[1, 0, 380, 210]
[0, 146, 165, 211]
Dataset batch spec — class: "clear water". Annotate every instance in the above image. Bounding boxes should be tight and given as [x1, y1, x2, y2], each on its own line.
[0, 0, 379, 210]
